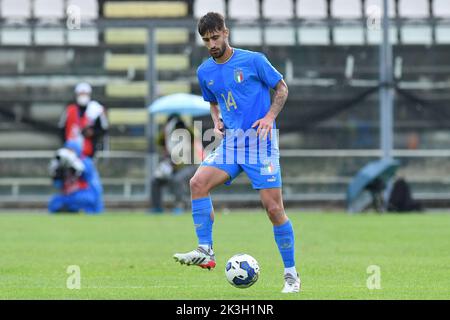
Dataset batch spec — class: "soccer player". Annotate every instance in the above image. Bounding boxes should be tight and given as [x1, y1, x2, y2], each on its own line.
[173, 12, 300, 293]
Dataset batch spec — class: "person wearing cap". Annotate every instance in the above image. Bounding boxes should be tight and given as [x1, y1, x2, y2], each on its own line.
[58, 82, 108, 158]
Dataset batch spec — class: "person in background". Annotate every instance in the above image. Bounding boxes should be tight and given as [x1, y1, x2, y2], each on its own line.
[386, 176, 423, 213]
[58, 82, 108, 158]
[48, 140, 104, 214]
[150, 114, 203, 214]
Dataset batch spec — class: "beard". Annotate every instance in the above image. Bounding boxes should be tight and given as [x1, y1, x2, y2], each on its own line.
[210, 44, 227, 59]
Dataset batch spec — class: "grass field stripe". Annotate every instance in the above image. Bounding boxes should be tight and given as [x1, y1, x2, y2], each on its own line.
[1, 212, 449, 299]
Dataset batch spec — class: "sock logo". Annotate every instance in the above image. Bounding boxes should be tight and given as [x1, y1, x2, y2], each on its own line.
[194, 223, 203, 229]
[279, 237, 292, 249]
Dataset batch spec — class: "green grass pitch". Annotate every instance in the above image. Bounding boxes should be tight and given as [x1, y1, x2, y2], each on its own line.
[0, 210, 449, 299]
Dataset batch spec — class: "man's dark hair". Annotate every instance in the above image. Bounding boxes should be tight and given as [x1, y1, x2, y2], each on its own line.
[197, 12, 226, 36]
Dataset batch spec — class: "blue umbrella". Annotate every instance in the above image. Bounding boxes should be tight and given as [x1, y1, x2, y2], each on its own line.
[347, 158, 401, 213]
[148, 93, 211, 116]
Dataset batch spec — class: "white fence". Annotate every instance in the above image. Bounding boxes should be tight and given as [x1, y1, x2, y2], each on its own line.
[1, 149, 450, 205]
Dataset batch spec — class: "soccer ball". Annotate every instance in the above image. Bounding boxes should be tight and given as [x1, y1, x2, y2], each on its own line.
[225, 254, 260, 288]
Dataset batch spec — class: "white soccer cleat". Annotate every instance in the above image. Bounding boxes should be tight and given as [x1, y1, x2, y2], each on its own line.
[281, 273, 301, 293]
[173, 247, 216, 270]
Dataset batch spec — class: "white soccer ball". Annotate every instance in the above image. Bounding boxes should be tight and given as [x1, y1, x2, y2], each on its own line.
[225, 254, 260, 288]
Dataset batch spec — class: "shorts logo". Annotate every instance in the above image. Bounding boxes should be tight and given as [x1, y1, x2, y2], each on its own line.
[208, 80, 214, 86]
[267, 176, 276, 182]
[234, 69, 244, 83]
[260, 160, 278, 175]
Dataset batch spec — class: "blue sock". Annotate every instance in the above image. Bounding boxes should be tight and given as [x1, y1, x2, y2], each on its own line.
[273, 220, 295, 268]
[192, 197, 214, 247]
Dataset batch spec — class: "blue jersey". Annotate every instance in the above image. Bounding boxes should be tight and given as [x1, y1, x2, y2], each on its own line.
[198, 49, 284, 190]
[197, 48, 283, 131]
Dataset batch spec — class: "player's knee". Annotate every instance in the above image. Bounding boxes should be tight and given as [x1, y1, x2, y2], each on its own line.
[189, 176, 207, 195]
[265, 203, 286, 224]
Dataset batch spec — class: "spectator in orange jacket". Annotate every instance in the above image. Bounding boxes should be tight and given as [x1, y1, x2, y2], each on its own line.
[58, 82, 108, 158]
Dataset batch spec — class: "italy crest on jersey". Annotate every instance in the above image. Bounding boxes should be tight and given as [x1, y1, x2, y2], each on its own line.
[234, 68, 244, 83]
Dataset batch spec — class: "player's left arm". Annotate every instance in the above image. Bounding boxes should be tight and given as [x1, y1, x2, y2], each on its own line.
[252, 79, 288, 140]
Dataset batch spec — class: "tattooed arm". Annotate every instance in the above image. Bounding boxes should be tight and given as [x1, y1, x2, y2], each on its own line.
[251, 79, 289, 140]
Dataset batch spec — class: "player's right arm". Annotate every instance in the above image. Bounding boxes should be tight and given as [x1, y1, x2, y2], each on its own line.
[210, 102, 224, 137]
[197, 67, 223, 137]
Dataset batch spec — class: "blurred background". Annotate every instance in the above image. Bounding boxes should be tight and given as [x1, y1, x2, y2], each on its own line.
[0, 0, 449, 211]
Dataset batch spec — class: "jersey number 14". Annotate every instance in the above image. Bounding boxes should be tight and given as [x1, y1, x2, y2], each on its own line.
[221, 91, 238, 111]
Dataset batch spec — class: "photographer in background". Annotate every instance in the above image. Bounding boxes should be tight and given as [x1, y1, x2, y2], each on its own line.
[58, 82, 108, 158]
[48, 140, 104, 214]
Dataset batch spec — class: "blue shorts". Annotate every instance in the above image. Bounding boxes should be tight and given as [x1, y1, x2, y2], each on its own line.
[201, 142, 282, 190]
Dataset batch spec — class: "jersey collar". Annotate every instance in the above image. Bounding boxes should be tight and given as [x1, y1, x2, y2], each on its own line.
[212, 48, 235, 65]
